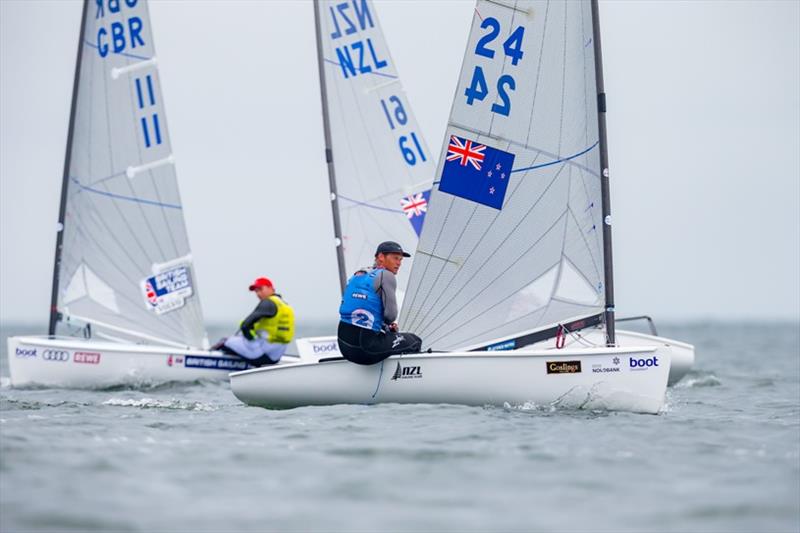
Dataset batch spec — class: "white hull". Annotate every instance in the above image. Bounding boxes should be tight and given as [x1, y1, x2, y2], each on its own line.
[294, 328, 694, 385]
[231, 345, 671, 414]
[526, 328, 695, 386]
[7, 335, 297, 389]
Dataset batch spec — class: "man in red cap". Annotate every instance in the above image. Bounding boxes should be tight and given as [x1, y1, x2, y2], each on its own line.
[214, 277, 295, 366]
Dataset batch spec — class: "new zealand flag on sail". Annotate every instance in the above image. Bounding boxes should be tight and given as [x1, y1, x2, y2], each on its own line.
[439, 135, 515, 210]
[400, 189, 431, 237]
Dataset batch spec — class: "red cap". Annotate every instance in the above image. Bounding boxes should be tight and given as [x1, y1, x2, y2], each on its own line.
[248, 277, 273, 291]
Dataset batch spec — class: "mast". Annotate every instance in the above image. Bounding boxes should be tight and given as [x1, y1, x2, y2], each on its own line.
[49, 0, 89, 335]
[590, 0, 616, 345]
[313, 0, 347, 294]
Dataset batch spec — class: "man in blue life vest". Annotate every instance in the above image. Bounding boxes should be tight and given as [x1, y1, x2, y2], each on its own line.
[337, 241, 422, 365]
[214, 277, 295, 366]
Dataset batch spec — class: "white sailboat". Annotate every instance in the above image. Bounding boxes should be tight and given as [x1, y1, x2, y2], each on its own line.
[6, 0, 280, 388]
[231, 0, 674, 414]
[292, 0, 693, 385]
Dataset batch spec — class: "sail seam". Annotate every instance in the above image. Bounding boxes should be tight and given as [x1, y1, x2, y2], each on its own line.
[510, 141, 599, 174]
[411, 152, 560, 333]
[450, 122, 600, 177]
[423, 212, 568, 345]
[70, 177, 181, 209]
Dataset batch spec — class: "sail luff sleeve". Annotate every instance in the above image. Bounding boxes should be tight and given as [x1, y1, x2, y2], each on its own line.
[590, 0, 616, 345]
[49, 0, 90, 335]
[313, 0, 348, 294]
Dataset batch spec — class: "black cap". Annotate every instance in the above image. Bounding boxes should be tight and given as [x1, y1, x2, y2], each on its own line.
[375, 241, 411, 258]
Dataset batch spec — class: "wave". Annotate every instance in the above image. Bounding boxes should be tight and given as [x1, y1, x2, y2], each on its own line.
[674, 373, 721, 389]
[102, 397, 217, 411]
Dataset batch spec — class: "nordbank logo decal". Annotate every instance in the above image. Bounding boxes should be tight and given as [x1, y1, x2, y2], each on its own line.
[391, 362, 422, 380]
[592, 356, 622, 374]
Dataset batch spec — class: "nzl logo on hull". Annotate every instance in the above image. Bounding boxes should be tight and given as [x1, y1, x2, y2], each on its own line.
[391, 362, 422, 380]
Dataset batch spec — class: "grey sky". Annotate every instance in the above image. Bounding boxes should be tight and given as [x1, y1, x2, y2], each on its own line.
[1, 0, 798, 326]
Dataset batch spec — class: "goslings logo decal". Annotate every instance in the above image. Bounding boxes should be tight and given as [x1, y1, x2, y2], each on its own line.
[546, 360, 582, 374]
[391, 362, 422, 380]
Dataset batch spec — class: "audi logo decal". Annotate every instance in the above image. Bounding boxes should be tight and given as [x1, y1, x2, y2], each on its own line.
[42, 349, 70, 362]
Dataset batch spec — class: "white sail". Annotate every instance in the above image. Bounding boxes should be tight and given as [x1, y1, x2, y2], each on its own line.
[54, 0, 207, 348]
[400, 0, 605, 351]
[315, 0, 436, 295]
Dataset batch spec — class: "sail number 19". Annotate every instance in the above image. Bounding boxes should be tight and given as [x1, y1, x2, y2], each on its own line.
[465, 17, 525, 117]
[380, 95, 426, 166]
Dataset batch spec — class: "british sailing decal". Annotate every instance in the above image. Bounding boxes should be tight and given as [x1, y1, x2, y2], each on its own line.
[142, 259, 194, 315]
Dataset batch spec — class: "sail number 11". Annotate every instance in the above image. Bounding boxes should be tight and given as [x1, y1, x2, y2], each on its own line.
[465, 17, 525, 117]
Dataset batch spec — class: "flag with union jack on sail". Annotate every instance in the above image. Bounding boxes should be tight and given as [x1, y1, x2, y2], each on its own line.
[438, 135, 515, 210]
[400, 189, 431, 237]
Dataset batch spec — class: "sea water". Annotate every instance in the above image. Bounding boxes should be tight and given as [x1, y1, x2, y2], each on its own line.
[1, 322, 798, 532]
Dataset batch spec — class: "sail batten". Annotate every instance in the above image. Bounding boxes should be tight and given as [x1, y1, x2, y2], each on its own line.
[400, 0, 606, 351]
[53, 0, 208, 348]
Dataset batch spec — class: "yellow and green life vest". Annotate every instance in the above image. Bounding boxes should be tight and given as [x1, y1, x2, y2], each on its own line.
[248, 295, 295, 344]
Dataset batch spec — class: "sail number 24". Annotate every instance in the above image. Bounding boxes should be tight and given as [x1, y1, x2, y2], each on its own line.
[465, 18, 526, 117]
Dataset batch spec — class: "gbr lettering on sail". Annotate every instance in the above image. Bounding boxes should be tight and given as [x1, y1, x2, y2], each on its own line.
[94, 0, 146, 58]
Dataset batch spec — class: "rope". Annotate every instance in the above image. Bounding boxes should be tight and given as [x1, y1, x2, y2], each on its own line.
[371, 359, 385, 399]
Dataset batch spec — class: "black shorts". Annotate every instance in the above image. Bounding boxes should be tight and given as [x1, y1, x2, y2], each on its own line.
[337, 322, 422, 365]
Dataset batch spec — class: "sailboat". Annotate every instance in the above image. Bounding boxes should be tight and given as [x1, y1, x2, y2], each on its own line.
[6, 0, 270, 388]
[231, 0, 676, 414]
[292, 0, 694, 385]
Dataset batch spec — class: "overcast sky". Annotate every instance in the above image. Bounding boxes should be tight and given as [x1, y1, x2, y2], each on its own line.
[1, 0, 798, 327]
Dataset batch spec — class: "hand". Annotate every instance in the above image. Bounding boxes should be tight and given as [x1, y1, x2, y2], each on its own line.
[388, 322, 399, 332]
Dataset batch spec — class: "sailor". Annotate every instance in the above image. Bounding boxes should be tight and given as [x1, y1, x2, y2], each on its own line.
[215, 277, 295, 366]
[337, 241, 422, 365]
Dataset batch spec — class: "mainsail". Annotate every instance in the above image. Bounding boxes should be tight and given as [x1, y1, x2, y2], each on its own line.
[400, 0, 610, 351]
[50, 0, 208, 348]
[313, 0, 436, 296]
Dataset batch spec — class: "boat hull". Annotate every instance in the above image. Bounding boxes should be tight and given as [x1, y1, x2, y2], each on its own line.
[230, 345, 671, 414]
[6, 335, 296, 389]
[294, 328, 694, 385]
[525, 328, 694, 386]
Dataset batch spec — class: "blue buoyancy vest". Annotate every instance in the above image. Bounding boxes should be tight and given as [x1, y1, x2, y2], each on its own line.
[339, 269, 385, 332]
